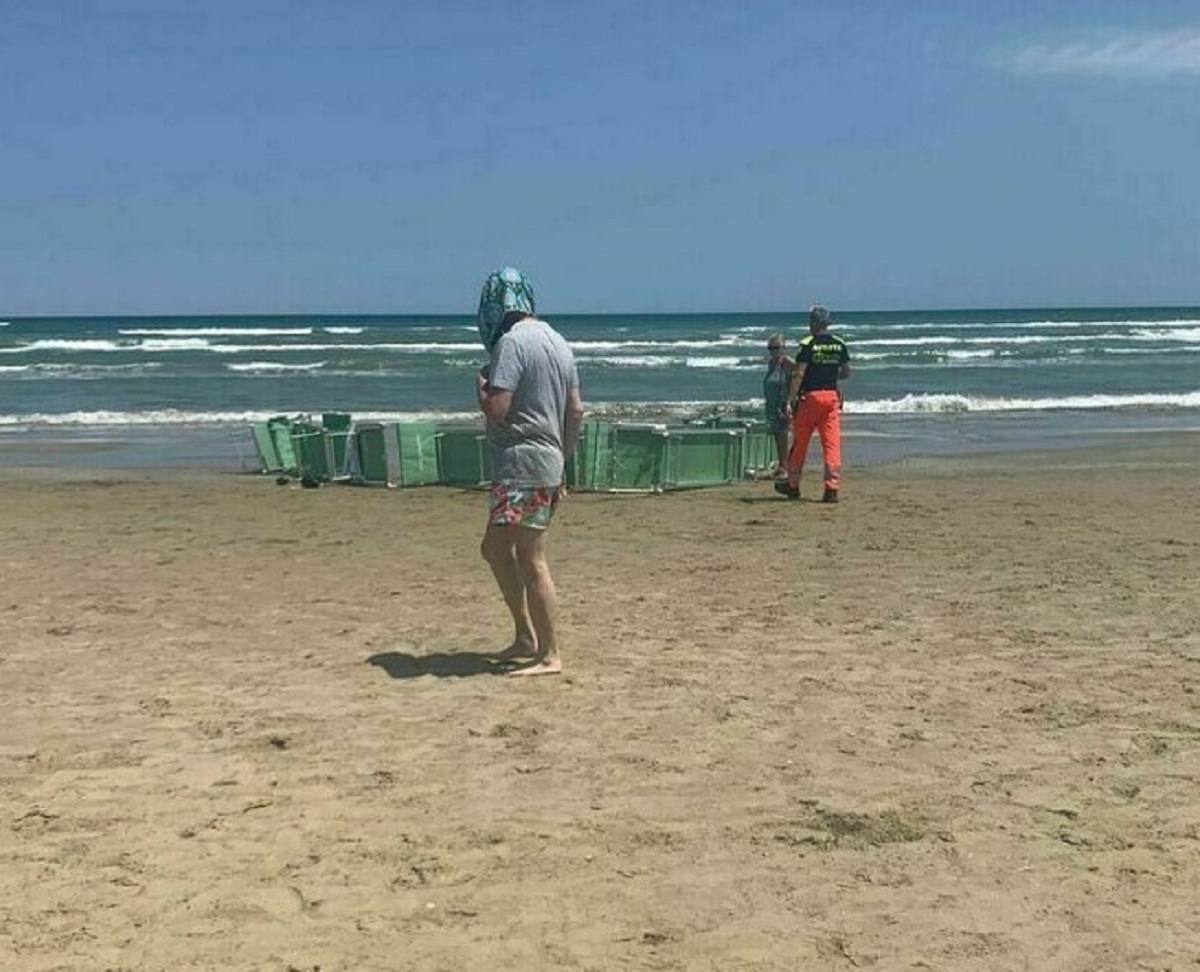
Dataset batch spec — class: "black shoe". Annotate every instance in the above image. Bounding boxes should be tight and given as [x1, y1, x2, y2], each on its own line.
[774, 481, 800, 500]
[822, 488, 839, 504]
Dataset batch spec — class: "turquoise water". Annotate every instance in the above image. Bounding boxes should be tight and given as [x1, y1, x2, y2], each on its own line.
[2, 307, 1198, 468]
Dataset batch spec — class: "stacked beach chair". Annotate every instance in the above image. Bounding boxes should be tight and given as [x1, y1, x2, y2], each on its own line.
[249, 416, 773, 492]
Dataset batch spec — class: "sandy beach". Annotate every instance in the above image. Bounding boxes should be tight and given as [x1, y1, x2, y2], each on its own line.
[2, 434, 1198, 971]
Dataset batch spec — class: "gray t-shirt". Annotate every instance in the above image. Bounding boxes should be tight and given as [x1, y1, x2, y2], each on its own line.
[486, 318, 579, 486]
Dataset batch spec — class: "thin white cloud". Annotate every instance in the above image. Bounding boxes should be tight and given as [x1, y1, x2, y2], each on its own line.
[1007, 29, 1200, 77]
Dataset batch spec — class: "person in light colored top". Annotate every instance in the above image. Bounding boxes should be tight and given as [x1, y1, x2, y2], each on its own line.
[475, 267, 585, 676]
[762, 333, 794, 478]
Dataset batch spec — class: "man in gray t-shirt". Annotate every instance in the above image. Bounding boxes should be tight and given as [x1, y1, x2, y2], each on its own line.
[486, 318, 579, 487]
[475, 267, 584, 677]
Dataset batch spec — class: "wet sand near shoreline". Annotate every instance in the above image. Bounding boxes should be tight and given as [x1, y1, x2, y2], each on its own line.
[2, 435, 1198, 971]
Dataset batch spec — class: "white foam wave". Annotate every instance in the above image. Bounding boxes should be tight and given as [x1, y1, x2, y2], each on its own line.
[878, 317, 1200, 331]
[0, 409, 481, 427]
[0, 409, 279, 427]
[859, 334, 1065, 348]
[584, 399, 761, 418]
[851, 391, 1200, 415]
[206, 342, 479, 354]
[1, 339, 124, 353]
[581, 354, 757, 370]
[585, 355, 673, 368]
[686, 356, 757, 370]
[138, 338, 218, 352]
[322, 327, 365, 334]
[1134, 327, 1200, 341]
[1, 338, 480, 355]
[853, 349, 1000, 361]
[855, 330, 1200, 348]
[573, 338, 744, 352]
[2, 337, 215, 353]
[14, 330, 1191, 361]
[0, 362, 165, 376]
[119, 327, 314, 337]
[1102, 345, 1200, 355]
[733, 317, 1200, 333]
[944, 349, 997, 360]
[225, 361, 327, 373]
[3, 390, 1199, 429]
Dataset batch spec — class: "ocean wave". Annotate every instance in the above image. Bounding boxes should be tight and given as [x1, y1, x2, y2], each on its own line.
[1, 338, 216, 353]
[322, 327, 365, 334]
[583, 400, 761, 420]
[0, 362, 165, 377]
[583, 355, 673, 368]
[3, 389, 1199, 429]
[853, 349, 1000, 362]
[732, 316, 1200, 334]
[207, 341, 480, 354]
[0, 409, 282, 427]
[581, 355, 758, 370]
[687, 357, 758, 370]
[868, 317, 1200, 331]
[11, 331, 1195, 361]
[1101, 345, 1200, 355]
[1134, 327, 1200, 341]
[853, 332, 1169, 348]
[0, 408, 481, 427]
[1, 339, 127, 353]
[582, 392, 1200, 418]
[224, 361, 327, 373]
[1, 338, 483, 355]
[573, 338, 744, 351]
[139, 338, 224, 352]
[119, 327, 315, 337]
[852, 391, 1200, 414]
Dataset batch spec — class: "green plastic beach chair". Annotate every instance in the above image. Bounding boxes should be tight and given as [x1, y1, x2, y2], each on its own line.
[290, 421, 331, 482]
[393, 422, 440, 485]
[351, 423, 391, 485]
[251, 422, 281, 473]
[268, 416, 298, 475]
[322, 412, 353, 478]
[435, 428, 490, 487]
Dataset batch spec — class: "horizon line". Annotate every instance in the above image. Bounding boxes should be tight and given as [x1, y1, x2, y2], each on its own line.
[5, 301, 1200, 321]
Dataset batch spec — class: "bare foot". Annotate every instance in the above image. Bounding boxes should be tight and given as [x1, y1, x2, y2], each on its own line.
[490, 637, 538, 662]
[505, 654, 563, 677]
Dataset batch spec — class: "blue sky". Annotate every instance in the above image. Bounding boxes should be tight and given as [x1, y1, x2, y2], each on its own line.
[2, 1, 1198, 314]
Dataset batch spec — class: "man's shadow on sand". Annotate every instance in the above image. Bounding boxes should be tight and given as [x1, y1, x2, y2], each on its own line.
[367, 650, 511, 679]
[737, 495, 822, 505]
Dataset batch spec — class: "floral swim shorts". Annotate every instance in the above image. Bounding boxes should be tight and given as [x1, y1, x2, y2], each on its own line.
[487, 483, 561, 530]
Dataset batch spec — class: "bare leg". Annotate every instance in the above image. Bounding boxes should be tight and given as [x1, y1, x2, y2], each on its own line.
[773, 429, 789, 476]
[505, 526, 562, 676]
[480, 526, 537, 659]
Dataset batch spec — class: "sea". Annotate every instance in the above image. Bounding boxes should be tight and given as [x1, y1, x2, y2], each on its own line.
[1, 307, 1198, 471]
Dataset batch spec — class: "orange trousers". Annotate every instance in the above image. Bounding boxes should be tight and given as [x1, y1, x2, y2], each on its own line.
[787, 389, 842, 490]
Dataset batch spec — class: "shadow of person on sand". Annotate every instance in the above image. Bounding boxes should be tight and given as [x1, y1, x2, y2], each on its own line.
[367, 650, 512, 679]
[737, 494, 823, 505]
[737, 494, 791, 505]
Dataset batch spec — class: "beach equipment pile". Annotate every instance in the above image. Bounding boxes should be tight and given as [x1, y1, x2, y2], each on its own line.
[250, 414, 777, 492]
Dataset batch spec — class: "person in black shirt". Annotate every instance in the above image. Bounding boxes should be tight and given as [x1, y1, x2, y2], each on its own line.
[775, 305, 851, 503]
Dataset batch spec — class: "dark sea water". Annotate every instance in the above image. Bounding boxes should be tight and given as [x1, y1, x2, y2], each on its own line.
[2, 307, 1197, 470]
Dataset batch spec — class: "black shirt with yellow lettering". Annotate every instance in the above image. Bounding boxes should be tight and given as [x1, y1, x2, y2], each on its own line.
[796, 333, 850, 392]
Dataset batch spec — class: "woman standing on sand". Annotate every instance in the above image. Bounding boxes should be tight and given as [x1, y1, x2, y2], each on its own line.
[762, 333, 794, 478]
